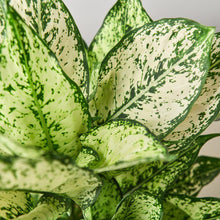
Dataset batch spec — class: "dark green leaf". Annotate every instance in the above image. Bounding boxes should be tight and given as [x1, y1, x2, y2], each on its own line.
[167, 155, 220, 196]
[164, 194, 220, 220]
[9, 0, 89, 97]
[89, 18, 215, 138]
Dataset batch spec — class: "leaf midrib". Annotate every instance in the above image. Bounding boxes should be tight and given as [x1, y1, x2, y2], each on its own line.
[11, 13, 53, 151]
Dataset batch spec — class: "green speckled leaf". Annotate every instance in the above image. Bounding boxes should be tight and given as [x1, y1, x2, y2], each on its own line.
[112, 190, 162, 220]
[17, 194, 71, 220]
[0, 154, 102, 209]
[83, 178, 122, 220]
[9, 0, 89, 97]
[79, 120, 170, 173]
[168, 155, 220, 197]
[0, 134, 44, 158]
[164, 32, 220, 145]
[0, 0, 6, 44]
[0, 191, 33, 219]
[142, 134, 216, 195]
[0, 6, 91, 158]
[164, 194, 220, 220]
[89, 18, 215, 138]
[88, 0, 152, 97]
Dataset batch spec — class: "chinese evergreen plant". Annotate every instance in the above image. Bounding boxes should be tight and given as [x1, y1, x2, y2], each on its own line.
[0, 0, 220, 219]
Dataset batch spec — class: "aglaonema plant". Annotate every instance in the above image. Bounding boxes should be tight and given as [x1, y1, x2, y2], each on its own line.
[0, 0, 219, 219]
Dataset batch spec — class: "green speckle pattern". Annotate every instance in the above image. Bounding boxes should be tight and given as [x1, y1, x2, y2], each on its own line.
[79, 119, 170, 173]
[164, 32, 220, 145]
[9, 0, 89, 97]
[164, 194, 220, 220]
[112, 190, 162, 220]
[168, 155, 220, 196]
[0, 191, 33, 219]
[88, 0, 152, 97]
[0, 7, 91, 157]
[89, 18, 215, 138]
[0, 154, 102, 209]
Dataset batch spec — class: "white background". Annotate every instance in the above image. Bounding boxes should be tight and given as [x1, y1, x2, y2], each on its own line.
[62, 0, 220, 197]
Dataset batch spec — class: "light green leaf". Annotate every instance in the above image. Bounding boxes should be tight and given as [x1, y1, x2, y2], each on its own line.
[164, 194, 220, 220]
[141, 134, 216, 195]
[79, 120, 170, 173]
[9, 0, 89, 97]
[89, 18, 215, 138]
[83, 178, 122, 220]
[0, 0, 6, 44]
[0, 154, 102, 209]
[17, 194, 71, 220]
[112, 190, 163, 220]
[0, 134, 44, 158]
[0, 191, 33, 219]
[216, 112, 220, 120]
[0, 6, 91, 158]
[164, 32, 220, 145]
[167, 155, 220, 197]
[88, 0, 152, 97]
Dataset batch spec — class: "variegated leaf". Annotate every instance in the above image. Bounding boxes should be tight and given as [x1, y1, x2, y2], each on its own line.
[0, 134, 44, 158]
[17, 194, 71, 220]
[163, 201, 189, 220]
[89, 18, 215, 138]
[141, 134, 216, 195]
[0, 6, 91, 158]
[0, 191, 33, 219]
[0, 154, 102, 209]
[112, 190, 163, 220]
[164, 32, 220, 145]
[79, 120, 170, 173]
[9, 0, 89, 97]
[164, 194, 220, 220]
[88, 0, 152, 97]
[0, 0, 6, 44]
[167, 155, 220, 196]
[83, 178, 122, 220]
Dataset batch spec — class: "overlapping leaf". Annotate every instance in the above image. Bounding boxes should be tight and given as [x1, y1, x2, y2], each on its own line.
[163, 194, 220, 220]
[0, 6, 91, 158]
[9, 0, 89, 97]
[0, 191, 33, 219]
[164, 32, 220, 146]
[79, 120, 170, 173]
[167, 155, 220, 196]
[0, 0, 6, 44]
[83, 178, 122, 220]
[115, 134, 216, 195]
[112, 190, 163, 220]
[89, 18, 215, 138]
[17, 194, 71, 220]
[0, 154, 102, 209]
[141, 134, 216, 195]
[88, 0, 152, 97]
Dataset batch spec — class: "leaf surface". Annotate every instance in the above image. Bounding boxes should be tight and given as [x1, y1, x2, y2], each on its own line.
[88, 0, 152, 97]
[164, 32, 220, 145]
[83, 178, 122, 220]
[79, 120, 170, 173]
[17, 194, 71, 220]
[0, 191, 33, 219]
[112, 190, 163, 220]
[167, 155, 220, 196]
[0, 154, 102, 209]
[164, 194, 220, 220]
[0, 6, 91, 158]
[9, 0, 89, 97]
[90, 18, 215, 138]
